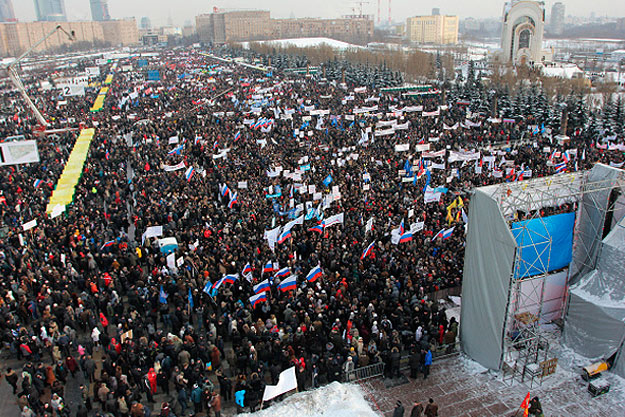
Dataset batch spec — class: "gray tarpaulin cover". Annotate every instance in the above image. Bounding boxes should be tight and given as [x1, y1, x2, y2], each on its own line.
[564, 215, 625, 376]
[461, 190, 517, 370]
[569, 164, 623, 285]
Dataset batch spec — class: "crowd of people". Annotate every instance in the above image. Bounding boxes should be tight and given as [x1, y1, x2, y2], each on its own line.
[0, 45, 622, 417]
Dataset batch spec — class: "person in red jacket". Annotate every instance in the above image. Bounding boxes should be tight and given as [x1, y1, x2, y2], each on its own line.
[147, 368, 157, 394]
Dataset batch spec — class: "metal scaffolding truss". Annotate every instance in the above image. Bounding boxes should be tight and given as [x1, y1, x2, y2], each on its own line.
[489, 168, 625, 386]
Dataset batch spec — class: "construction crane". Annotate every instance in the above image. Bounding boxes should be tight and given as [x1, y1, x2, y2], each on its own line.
[5, 24, 75, 129]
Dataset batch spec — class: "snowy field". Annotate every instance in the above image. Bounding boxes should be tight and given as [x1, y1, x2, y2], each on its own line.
[240, 381, 380, 417]
[241, 37, 359, 51]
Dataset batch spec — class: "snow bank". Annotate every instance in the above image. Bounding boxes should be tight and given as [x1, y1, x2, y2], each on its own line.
[241, 37, 359, 50]
[240, 381, 380, 417]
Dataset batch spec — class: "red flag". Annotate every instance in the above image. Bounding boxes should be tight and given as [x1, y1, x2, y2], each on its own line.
[520, 392, 530, 417]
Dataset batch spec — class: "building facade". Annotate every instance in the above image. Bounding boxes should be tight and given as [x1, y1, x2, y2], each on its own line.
[0, 0, 15, 23]
[34, 0, 67, 22]
[196, 10, 373, 44]
[405, 15, 458, 44]
[196, 10, 272, 43]
[271, 17, 373, 44]
[0, 18, 138, 56]
[90, 0, 110, 22]
[500, 0, 551, 65]
[550, 2, 565, 35]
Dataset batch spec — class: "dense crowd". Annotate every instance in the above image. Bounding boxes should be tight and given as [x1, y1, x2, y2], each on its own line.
[0, 46, 622, 417]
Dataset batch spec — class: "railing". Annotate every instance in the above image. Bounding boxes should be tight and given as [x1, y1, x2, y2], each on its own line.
[345, 361, 385, 382]
[347, 341, 461, 382]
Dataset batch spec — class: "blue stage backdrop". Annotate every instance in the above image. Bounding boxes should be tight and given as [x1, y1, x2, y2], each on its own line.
[511, 212, 576, 278]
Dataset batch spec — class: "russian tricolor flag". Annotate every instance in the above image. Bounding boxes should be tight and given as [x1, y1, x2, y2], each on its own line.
[100, 240, 115, 250]
[275, 267, 291, 278]
[168, 144, 184, 155]
[249, 292, 267, 308]
[33, 179, 43, 188]
[306, 266, 323, 282]
[220, 184, 230, 197]
[279, 275, 297, 292]
[185, 166, 195, 182]
[223, 274, 239, 284]
[228, 192, 238, 208]
[242, 263, 253, 276]
[105, 149, 110, 160]
[212, 277, 227, 291]
[234, 131, 241, 141]
[399, 219, 405, 235]
[194, 136, 201, 145]
[554, 162, 567, 173]
[442, 227, 455, 240]
[254, 279, 271, 294]
[399, 232, 413, 243]
[308, 223, 324, 234]
[361, 241, 375, 260]
[277, 228, 292, 244]
[262, 261, 273, 275]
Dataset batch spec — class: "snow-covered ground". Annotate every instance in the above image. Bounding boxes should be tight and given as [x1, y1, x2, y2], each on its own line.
[241, 37, 359, 51]
[240, 381, 380, 417]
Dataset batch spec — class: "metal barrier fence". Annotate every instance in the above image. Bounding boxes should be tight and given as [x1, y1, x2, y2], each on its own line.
[345, 361, 385, 382]
[346, 341, 461, 382]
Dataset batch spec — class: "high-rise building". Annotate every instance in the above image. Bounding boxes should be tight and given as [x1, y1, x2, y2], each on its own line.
[432, 8, 440, 16]
[550, 2, 565, 35]
[0, 0, 15, 22]
[90, 0, 110, 22]
[406, 14, 458, 44]
[34, 0, 66, 22]
[140, 16, 151, 30]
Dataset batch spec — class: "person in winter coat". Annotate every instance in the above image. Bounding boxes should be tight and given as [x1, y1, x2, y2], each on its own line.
[390, 347, 401, 378]
[4, 368, 19, 394]
[409, 350, 421, 379]
[147, 368, 157, 394]
[210, 391, 222, 417]
[422, 349, 432, 380]
[191, 384, 203, 414]
[343, 357, 355, 381]
[410, 401, 424, 417]
[393, 400, 405, 417]
[528, 396, 544, 417]
[424, 398, 438, 417]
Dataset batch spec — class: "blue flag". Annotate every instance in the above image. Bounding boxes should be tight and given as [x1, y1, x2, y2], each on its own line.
[323, 174, 333, 187]
[188, 288, 194, 309]
[423, 170, 431, 193]
[403, 159, 412, 176]
[159, 285, 168, 304]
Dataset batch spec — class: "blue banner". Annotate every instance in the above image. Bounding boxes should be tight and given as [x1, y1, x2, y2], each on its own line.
[511, 212, 575, 278]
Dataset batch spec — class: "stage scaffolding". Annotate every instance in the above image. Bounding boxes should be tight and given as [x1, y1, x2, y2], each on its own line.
[460, 164, 625, 385]
[489, 168, 625, 386]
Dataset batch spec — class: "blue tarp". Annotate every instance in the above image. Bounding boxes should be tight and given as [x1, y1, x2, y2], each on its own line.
[511, 212, 575, 278]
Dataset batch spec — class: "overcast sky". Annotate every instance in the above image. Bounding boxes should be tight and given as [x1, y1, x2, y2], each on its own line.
[13, 0, 624, 27]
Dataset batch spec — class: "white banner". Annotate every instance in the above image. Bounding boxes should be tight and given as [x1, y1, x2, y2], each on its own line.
[395, 143, 410, 152]
[163, 162, 185, 171]
[262, 367, 297, 401]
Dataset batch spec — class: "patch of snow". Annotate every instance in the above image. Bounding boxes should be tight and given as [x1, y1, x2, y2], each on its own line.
[458, 354, 490, 375]
[240, 381, 381, 417]
[241, 37, 360, 51]
[541, 64, 584, 79]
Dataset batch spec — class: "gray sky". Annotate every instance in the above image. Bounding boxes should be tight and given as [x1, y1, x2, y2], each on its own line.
[13, 0, 625, 27]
